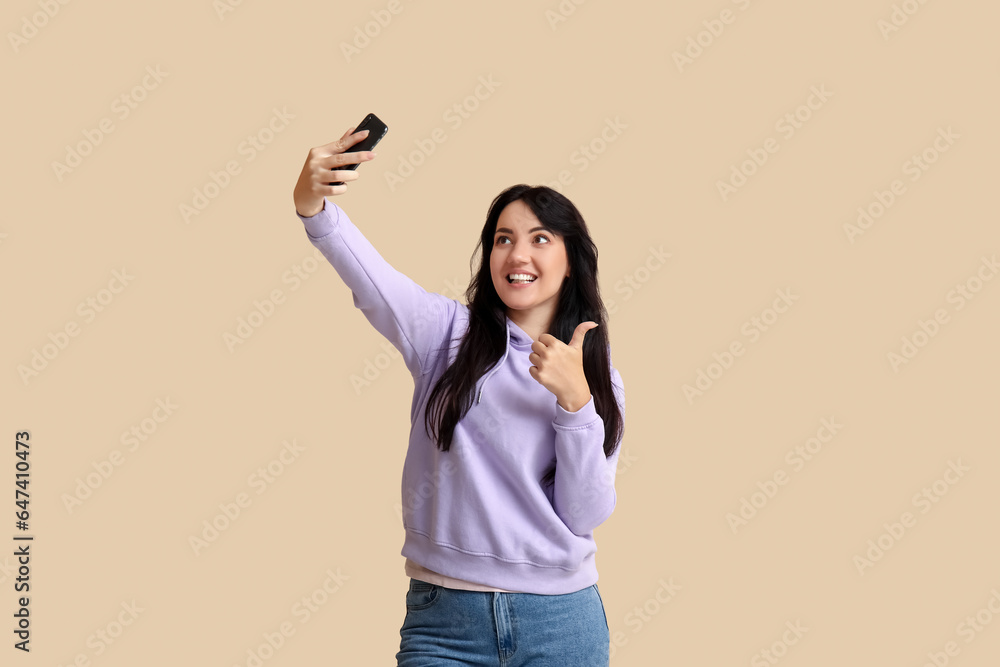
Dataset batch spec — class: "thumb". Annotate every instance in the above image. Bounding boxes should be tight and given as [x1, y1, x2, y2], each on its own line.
[569, 321, 598, 350]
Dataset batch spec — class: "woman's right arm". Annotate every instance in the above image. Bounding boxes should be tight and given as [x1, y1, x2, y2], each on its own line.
[292, 129, 459, 378]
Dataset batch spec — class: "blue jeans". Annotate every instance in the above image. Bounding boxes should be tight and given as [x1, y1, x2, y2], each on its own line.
[396, 578, 610, 666]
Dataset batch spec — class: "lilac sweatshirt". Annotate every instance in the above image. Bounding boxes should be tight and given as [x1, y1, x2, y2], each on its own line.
[297, 198, 625, 595]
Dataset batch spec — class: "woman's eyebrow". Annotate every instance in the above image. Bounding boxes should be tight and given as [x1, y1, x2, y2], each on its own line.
[495, 226, 548, 234]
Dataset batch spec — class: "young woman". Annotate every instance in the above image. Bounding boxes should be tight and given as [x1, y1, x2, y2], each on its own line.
[292, 125, 626, 666]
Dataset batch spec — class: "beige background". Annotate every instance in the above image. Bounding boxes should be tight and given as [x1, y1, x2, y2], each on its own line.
[3, 0, 999, 664]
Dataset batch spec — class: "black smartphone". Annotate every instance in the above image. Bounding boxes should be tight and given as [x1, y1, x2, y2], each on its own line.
[328, 113, 388, 186]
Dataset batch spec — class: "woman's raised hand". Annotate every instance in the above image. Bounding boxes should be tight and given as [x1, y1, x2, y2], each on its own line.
[293, 126, 378, 217]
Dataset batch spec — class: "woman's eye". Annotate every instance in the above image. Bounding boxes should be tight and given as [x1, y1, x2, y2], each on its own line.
[496, 235, 549, 244]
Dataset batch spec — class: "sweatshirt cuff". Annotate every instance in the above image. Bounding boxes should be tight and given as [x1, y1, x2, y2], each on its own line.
[297, 198, 338, 239]
[552, 394, 598, 428]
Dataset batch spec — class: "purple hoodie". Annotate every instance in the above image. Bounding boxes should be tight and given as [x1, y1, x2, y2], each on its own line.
[297, 198, 625, 595]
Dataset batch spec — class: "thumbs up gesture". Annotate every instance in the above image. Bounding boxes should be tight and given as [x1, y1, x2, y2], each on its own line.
[528, 321, 599, 413]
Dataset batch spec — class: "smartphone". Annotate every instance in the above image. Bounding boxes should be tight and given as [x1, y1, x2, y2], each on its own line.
[328, 113, 388, 186]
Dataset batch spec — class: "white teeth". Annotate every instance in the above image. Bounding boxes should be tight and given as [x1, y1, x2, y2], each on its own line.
[508, 273, 536, 283]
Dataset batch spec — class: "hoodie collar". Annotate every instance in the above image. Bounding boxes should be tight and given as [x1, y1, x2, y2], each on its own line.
[505, 317, 534, 347]
[476, 316, 534, 404]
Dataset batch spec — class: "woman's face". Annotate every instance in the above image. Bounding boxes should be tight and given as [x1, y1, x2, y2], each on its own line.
[490, 200, 570, 324]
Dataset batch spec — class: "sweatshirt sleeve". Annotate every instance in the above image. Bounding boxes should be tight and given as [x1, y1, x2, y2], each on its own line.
[550, 365, 625, 536]
[297, 198, 459, 377]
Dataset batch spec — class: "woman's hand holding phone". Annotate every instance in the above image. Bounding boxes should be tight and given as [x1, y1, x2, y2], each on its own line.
[293, 126, 378, 218]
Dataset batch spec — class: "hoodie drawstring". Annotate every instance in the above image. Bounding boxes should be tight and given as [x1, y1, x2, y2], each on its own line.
[477, 325, 511, 404]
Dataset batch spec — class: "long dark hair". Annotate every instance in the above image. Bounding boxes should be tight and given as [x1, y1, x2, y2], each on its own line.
[423, 184, 624, 489]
